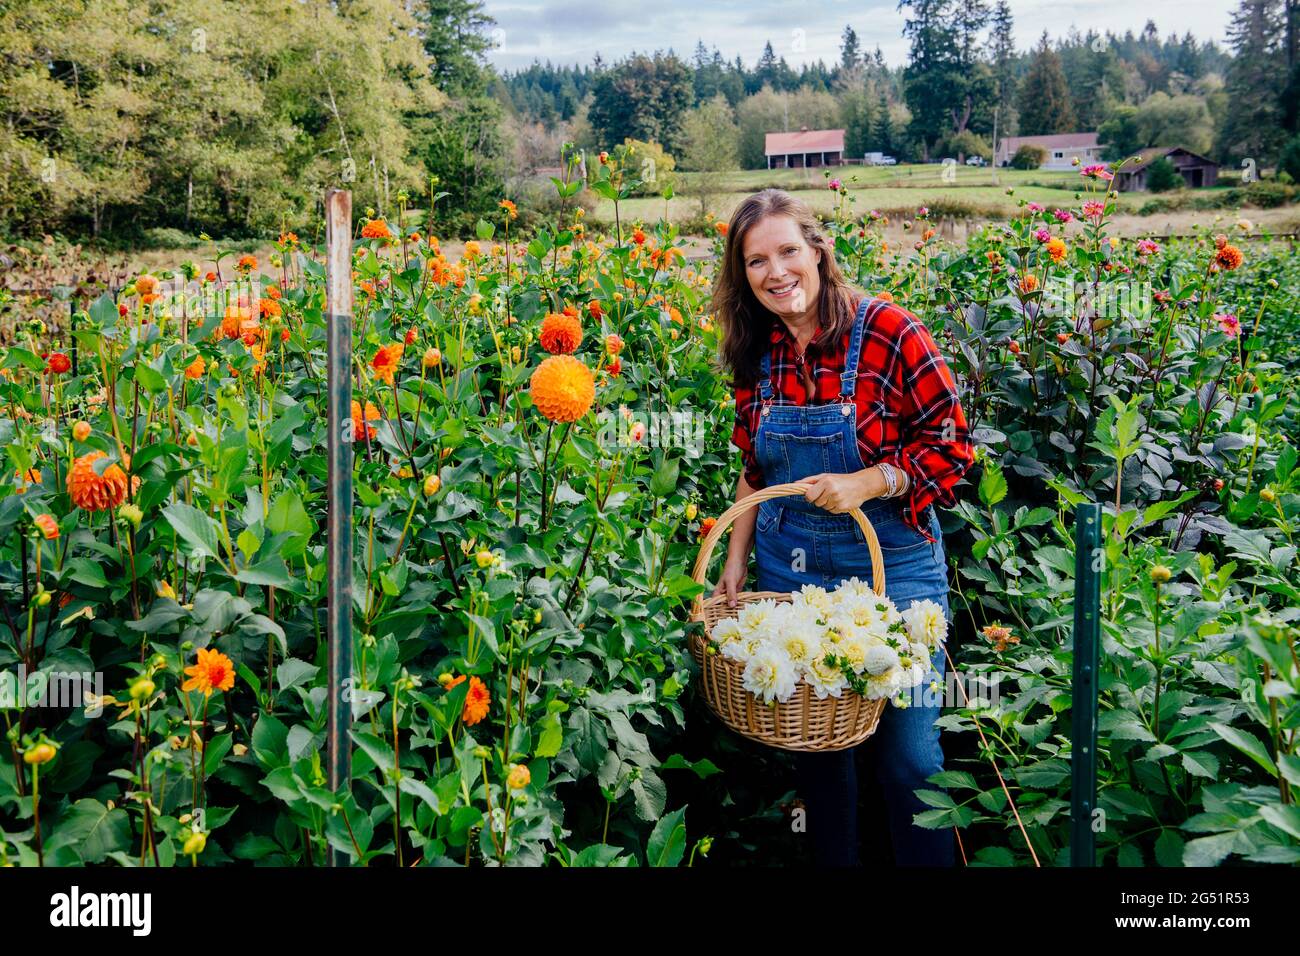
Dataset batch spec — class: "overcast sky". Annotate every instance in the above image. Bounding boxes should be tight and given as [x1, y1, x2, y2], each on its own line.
[482, 0, 1237, 73]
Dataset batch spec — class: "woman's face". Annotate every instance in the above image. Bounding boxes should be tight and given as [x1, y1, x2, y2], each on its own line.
[741, 214, 822, 322]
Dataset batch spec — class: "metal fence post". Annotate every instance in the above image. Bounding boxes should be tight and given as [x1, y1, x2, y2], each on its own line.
[324, 189, 354, 866]
[1070, 502, 1102, 867]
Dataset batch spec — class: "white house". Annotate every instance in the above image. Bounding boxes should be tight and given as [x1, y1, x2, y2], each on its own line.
[995, 132, 1102, 170]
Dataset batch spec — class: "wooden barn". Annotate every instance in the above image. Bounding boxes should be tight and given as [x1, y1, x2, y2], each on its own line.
[764, 127, 845, 169]
[1116, 147, 1220, 191]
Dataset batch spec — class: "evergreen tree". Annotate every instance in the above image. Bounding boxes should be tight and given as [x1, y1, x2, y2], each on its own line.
[418, 0, 498, 96]
[988, 0, 1017, 134]
[841, 26, 862, 71]
[1017, 33, 1078, 134]
[1219, 0, 1286, 162]
[587, 52, 693, 154]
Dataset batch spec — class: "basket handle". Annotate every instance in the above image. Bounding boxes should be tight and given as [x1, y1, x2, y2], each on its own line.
[690, 481, 886, 614]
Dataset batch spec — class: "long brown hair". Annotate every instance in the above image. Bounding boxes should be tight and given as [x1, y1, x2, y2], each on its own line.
[712, 188, 860, 391]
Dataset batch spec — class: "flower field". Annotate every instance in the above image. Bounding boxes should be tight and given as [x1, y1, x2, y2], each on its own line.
[2, 155, 1299, 867]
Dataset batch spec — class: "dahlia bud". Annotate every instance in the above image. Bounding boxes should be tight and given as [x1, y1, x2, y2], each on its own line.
[72, 420, 91, 442]
[473, 745, 490, 759]
[130, 677, 156, 701]
[423, 347, 441, 369]
[1260, 487, 1277, 503]
[475, 549, 495, 569]
[1150, 565, 1172, 585]
[118, 503, 143, 528]
[685, 503, 698, 521]
[507, 764, 531, 789]
[423, 473, 441, 497]
[182, 831, 207, 856]
[23, 741, 57, 765]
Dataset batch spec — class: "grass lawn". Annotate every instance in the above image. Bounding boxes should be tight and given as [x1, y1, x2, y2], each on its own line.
[594, 164, 1156, 226]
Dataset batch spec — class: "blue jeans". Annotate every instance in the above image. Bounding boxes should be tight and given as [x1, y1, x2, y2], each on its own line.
[754, 498, 955, 867]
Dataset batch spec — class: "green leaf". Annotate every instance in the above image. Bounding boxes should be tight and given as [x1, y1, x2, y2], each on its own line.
[535, 711, 564, 758]
[1209, 723, 1278, 777]
[235, 558, 292, 588]
[276, 658, 319, 694]
[48, 799, 131, 864]
[132, 362, 167, 394]
[1100, 709, 1156, 742]
[630, 769, 667, 821]
[1259, 804, 1300, 841]
[162, 502, 222, 560]
[978, 461, 1007, 507]
[646, 805, 687, 866]
[204, 733, 234, 775]
[649, 455, 680, 497]
[351, 731, 395, 777]
[1180, 750, 1220, 779]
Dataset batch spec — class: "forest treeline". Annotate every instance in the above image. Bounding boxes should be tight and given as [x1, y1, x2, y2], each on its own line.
[1, 0, 1297, 244]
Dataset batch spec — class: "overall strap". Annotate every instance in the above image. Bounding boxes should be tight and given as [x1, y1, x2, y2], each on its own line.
[758, 348, 774, 402]
[838, 296, 871, 399]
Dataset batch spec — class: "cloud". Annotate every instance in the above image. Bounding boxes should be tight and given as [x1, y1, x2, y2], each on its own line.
[482, 0, 1234, 72]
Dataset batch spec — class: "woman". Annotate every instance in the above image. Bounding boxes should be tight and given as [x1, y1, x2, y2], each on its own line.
[711, 188, 973, 867]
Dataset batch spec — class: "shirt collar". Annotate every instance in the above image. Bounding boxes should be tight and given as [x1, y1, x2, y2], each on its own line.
[770, 320, 823, 347]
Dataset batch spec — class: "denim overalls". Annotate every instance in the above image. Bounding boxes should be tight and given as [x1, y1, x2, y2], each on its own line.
[752, 296, 955, 867]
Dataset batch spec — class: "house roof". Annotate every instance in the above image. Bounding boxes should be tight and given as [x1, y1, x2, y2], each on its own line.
[764, 128, 845, 155]
[1119, 146, 1219, 173]
[998, 132, 1100, 152]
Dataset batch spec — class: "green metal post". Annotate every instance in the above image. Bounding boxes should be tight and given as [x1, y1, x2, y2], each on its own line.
[324, 189, 354, 866]
[1070, 502, 1101, 866]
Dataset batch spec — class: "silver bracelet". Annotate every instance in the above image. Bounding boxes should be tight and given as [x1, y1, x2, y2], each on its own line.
[878, 462, 909, 498]
[878, 463, 897, 498]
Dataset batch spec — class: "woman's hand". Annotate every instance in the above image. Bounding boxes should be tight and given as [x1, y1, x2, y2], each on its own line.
[713, 556, 748, 609]
[801, 468, 885, 514]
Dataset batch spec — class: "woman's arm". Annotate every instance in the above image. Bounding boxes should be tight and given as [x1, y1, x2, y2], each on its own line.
[891, 316, 974, 531]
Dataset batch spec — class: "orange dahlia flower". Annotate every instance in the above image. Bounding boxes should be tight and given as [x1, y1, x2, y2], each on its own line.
[34, 513, 59, 540]
[498, 199, 518, 219]
[446, 674, 491, 725]
[67, 452, 135, 513]
[350, 400, 381, 441]
[185, 356, 206, 379]
[530, 355, 595, 422]
[539, 311, 583, 354]
[371, 343, 404, 385]
[222, 304, 252, 339]
[136, 274, 160, 304]
[236, 254, 258, 273]
[361, 219, 392, 240]
[1046, 238, 1067, 263]
[182, 647, 236, 697]
[259, 298, 281, 319]
[1214, 243, 1243, 271]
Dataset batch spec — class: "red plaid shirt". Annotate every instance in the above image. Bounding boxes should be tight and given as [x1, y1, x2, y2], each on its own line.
[731, 295, 973, 539]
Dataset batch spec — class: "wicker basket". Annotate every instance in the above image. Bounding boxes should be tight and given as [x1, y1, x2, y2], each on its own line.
[688, 482, 889, 753]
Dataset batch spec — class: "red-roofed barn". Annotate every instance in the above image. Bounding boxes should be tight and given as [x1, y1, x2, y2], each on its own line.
[764, 127, 845, 169]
